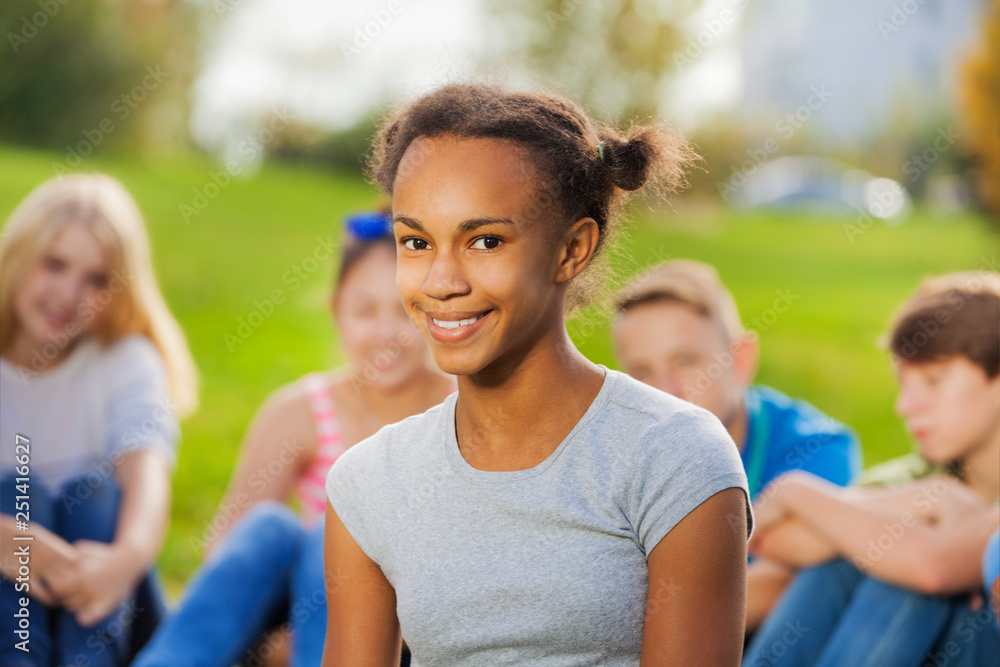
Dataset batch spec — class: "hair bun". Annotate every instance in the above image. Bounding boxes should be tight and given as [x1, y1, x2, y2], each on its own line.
[599, 133, 654, 191]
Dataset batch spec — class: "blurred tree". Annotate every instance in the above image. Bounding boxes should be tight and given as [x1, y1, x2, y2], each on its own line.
[956, 0, 1000, 225]
[490, 0, 701, 121]
[0, 0, 196, 156]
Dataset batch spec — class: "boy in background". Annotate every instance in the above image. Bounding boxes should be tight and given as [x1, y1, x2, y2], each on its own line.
[612, 259, 862, 633]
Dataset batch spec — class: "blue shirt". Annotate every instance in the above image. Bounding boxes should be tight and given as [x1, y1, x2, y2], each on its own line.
[985, 527, 1000, 607]
[740, 385, 861, 500]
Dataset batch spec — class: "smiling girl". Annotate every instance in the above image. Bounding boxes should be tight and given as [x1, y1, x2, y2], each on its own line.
[0, 173, 197, 666]
[131, 212, 455, 667]
[321, 83, 754, 666]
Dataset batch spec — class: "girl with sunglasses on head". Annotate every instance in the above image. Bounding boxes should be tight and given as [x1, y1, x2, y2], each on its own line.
[322, 83, 754, 666]
[133, 211, 455, 667]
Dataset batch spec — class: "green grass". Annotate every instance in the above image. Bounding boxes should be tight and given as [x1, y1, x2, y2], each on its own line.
[2, 144, 997, 596]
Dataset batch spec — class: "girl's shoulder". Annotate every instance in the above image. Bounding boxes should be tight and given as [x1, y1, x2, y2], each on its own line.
[602, 368, 728, 441]
[331, 391, 453, 472]
[257, 370, 328, 426]
[89, 334, 167, 388]
[98, 334, 168, 375]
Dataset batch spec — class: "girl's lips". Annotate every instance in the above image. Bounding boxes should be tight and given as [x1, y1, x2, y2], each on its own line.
[43, 310, 72, 331]
[426, 310, 492, 344]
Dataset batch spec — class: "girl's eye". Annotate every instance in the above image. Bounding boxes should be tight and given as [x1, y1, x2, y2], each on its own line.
[88, 274, 108, 289]
[403, 238, 429, 251]
[675, 354, 697, 368]
[471, 236, 502, 251]
[43, 257, 64, 272]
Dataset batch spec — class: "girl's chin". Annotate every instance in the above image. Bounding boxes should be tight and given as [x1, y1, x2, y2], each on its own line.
[362, 360, 423, 390]
[26, 323, 79, 347]
[428, 349, 486, 378]
[916, 444, 959, 467]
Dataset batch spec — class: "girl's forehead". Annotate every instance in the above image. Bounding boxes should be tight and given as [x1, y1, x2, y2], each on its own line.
[397, 135, 537, 186]
[48, 222, 107, 258]
[393, 137, 551, 230]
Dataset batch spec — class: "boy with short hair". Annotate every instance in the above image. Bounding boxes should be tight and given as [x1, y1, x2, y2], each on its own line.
[612, 259, 862, 632]
[743, 270, 1000, 665]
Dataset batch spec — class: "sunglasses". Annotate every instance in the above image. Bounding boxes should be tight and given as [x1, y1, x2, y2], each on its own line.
[346, 212, 393, 241]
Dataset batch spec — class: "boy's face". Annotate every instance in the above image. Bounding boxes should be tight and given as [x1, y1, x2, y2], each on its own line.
[612, 300, 755, 430]
[893, 356, 1000, 464]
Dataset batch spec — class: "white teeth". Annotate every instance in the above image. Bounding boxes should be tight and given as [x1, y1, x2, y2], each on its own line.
[432, 313, 486, 329]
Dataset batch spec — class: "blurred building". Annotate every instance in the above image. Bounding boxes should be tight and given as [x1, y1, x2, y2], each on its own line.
[739, 0, 985, 148]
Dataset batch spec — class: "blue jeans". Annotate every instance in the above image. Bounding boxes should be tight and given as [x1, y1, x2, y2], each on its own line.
[132, 501, 328, 667]
[742, 558, 999, 667]
[1, 472, 164, 667]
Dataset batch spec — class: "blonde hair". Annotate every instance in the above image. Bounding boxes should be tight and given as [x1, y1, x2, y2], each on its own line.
[0, 174, 199, 417]
[615, 259, 745, 345]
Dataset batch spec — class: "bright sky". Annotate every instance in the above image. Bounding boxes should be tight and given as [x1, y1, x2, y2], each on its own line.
[190, 0, 744, 153]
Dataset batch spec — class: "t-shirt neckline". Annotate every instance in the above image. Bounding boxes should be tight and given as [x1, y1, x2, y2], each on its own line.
[444, 363, 619, 484]
[0, 337, 96, 386]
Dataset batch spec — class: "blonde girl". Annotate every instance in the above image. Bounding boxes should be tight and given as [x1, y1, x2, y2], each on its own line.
[0, 173, 197, 666]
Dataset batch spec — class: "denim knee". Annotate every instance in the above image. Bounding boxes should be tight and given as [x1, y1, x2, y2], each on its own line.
[215, 500, 306, 566]
[240, 501, 303, 539]
[805, 557, 865, 588]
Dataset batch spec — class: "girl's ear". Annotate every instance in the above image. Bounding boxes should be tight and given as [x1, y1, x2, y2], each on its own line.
[554, 217, 600, 285]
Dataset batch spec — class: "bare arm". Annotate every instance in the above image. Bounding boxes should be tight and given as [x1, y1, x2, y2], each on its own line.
[746, 558, 794, 633]
[321, 502, 401, 666]
[750, 474, 973, 568]
[640, 488, 748, 666]
[761, 472, 999, 594]
[53, 449, 172, 626]
[0, 513, 69, 606]
[750, 516, 839, 568]
[112, 448, 172, 564]
[205, 384, 315, 556]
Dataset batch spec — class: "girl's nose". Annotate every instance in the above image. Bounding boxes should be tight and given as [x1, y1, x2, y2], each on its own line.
[421, 251, 470, 301]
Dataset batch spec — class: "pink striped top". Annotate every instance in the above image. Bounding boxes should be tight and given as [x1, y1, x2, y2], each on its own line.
[293, 372, 457, 527]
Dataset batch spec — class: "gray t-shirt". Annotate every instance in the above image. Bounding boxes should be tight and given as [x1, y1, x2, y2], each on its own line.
[326, 365, 753, 666]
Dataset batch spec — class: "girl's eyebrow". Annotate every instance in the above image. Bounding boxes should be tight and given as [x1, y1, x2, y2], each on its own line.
[393, 215, 515, 234]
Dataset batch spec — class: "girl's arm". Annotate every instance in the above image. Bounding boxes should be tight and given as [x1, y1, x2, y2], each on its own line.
[321, 502, 401, 666]
[0, 513, 67, 606]
[760, 471, 999, 594]
[640, 488, 748, 666]
[53, 449, 171, 626]
[205, 384, 315, 556]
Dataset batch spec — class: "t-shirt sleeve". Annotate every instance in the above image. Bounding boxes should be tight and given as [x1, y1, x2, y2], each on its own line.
[104, 336, 180, 467]
[325, 444, 382, 565]
[625, 408, 753, 555]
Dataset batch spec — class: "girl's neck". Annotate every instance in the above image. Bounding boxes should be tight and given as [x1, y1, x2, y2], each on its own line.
[961, 425, 1000, 502]
[454, 324, 605, 468]
[2, 331, 78, 374]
